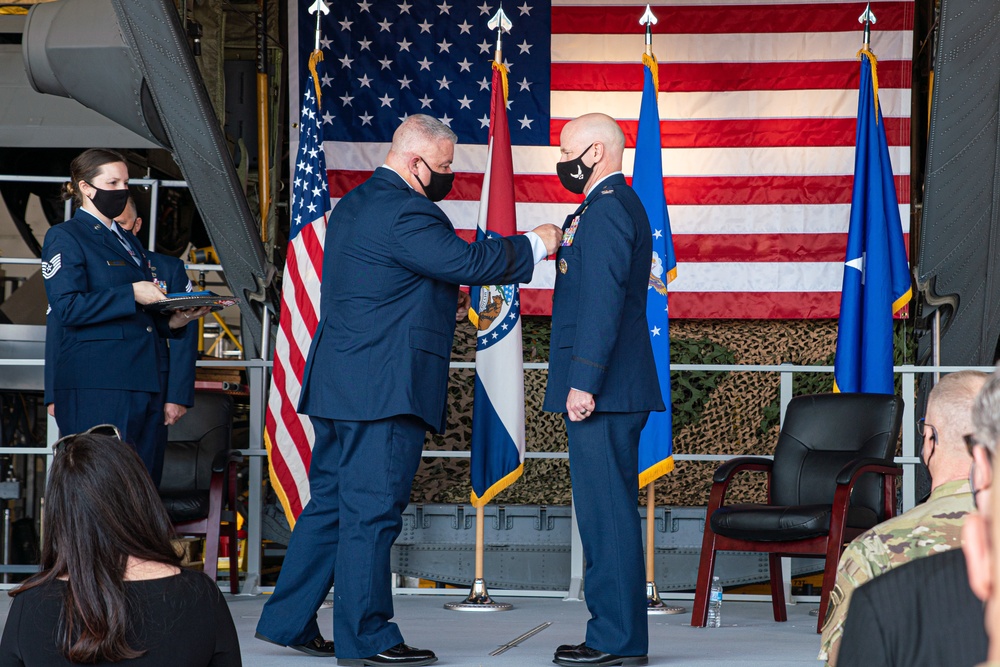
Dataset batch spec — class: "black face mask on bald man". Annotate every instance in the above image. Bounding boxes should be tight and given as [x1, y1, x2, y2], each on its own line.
[556, 143, 595, 195]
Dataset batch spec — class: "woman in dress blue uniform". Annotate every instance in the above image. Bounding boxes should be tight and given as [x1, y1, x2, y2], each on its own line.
[42, 148, 206, 465]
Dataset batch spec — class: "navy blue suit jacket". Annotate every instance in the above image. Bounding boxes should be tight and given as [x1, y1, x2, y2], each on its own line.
[42, 210, 175, 394]
[543, 174, 664, 413]
[298, 167, 536, 433]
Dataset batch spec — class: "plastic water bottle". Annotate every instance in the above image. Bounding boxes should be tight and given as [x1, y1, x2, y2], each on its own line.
[706, 576, 722, 627]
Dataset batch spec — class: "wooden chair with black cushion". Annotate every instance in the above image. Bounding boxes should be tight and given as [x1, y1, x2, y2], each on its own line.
[691, 392, 904, 633]
[158, 391, 241, 593]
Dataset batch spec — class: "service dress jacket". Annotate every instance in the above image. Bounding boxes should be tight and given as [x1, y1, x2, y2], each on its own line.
[41, 209, 175, 394]
[299, 167, 536, 433]
[543, 173, 665, 413]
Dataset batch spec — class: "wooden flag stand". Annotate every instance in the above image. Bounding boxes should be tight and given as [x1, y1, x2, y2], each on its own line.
[645, 481, 684, 614]
[444, 504, 512, 611]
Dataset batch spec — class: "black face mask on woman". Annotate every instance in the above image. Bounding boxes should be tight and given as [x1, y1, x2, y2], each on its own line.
[85, 182, 130, 220]
[416, 158, 455, 202]
[556, 143, 595, 194]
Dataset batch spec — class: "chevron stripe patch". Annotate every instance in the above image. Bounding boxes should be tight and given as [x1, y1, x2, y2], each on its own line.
[41, 254, 62, 280]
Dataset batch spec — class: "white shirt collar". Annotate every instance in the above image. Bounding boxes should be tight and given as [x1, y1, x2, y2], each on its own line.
[382, 163, 414, 191]
[78, 207, 115, 231]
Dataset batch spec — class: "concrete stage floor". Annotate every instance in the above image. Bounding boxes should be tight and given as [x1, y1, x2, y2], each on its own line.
[1, 591, 823, 666]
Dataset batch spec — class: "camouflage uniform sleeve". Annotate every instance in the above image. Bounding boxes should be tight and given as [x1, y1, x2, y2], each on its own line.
[818, 534, 888, 665]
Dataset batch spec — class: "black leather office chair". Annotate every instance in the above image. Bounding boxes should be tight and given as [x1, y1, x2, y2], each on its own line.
[691, 392, 904, 632]
[158, 391, 240, 593]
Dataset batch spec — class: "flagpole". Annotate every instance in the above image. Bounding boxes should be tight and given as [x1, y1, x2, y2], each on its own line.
[638, 4, 684, 616]
[644, 481, 683, 614]
[444, 5, 514, 613]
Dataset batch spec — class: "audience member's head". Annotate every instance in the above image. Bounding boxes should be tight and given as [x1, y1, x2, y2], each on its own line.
[922, 370, 989, 486]
[963, 367, 1000, 660]
[13, 430, 180, 663]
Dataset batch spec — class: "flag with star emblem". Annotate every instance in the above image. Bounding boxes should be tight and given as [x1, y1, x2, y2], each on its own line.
[468, 60, 525, 507]
[292, 0, 912, 318]
[833, 48, 911, 394]
[634, 52, 676, 487]
[265, 53, 330, 525]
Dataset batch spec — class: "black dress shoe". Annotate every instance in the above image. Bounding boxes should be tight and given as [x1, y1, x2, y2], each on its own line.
[557, 643, 586, 652]
[255, 631, 336, 657]
[337, 643, 437, 666]
[553, 644, 648, 666]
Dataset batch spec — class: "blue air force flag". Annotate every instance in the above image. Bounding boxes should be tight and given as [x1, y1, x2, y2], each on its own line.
[634, 54, 677, 487]
[833, 49, 911, 395]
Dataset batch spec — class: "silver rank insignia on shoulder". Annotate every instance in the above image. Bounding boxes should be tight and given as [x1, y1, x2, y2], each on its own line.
[558, 258, 568, 274]
[600, 187, 614, 195]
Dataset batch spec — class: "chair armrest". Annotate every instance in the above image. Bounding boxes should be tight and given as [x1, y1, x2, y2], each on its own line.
[211, 450, 244, 474]
[835, 458, 901, 485]
[713, 457, 774, 484]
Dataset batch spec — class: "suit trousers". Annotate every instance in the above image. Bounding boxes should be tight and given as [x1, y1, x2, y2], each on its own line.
[54, 387, 163, 479]
[256, 414, 427, 658]
[565, 411, 649, 657]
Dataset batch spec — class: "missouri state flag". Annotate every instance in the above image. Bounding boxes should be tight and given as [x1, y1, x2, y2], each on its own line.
[634, 52, 677, 487]
[833, 47, 911, 395]
[469, 61, 525, 507]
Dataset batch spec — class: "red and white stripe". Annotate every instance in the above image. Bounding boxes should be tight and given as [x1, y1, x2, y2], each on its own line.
[264, 210, 326, 522]
[324, 0, 914, 318]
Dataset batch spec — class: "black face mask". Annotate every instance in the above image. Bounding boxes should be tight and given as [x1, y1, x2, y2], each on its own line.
[85, 182, 130, 220]
[416, 158, 455, 202]
[556, 143, 595, 195]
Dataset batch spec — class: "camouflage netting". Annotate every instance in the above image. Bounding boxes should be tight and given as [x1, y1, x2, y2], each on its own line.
[411, 317, 843, 508]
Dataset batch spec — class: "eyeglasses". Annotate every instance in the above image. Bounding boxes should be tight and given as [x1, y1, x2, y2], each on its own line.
[964, 433, 994, 510]
[917, 418, 938, 443]
[53, 423, 122, 452]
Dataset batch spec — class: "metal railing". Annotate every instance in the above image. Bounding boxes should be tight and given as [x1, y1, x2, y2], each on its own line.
[0, 357, 987, 599]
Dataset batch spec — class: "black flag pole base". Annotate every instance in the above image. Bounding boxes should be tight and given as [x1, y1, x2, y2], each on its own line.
[646, 581, 685, 615]
[444, 578, 513, 612]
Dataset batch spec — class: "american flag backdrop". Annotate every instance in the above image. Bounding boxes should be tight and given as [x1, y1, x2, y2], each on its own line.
[290, 0, 913, 319]
[266, 60, 330, 524]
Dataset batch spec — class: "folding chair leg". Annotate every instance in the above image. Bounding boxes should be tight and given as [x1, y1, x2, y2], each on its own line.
[768, 553, 787, 622]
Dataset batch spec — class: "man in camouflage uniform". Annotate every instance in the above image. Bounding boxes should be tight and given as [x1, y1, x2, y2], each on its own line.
[819, 370, 988, 666]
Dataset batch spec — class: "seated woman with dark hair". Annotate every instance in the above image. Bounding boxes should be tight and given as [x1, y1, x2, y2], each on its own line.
[0, 429, 241, 666]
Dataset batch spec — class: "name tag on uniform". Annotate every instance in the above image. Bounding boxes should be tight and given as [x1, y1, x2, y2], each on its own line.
[106, 260, 128, 267]
[561, 216, 581, 246]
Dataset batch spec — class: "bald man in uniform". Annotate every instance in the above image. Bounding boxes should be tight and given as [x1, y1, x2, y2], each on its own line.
[545, 113, 664, 667]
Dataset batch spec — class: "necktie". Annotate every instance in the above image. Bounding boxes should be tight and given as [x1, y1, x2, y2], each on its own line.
[113, 227, 141, 266]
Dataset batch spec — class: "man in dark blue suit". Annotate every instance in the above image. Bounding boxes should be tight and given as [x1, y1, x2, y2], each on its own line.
[545, 113, 665, 667]
[44, 197, 200, 484]
[255, 115, 562, 665]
